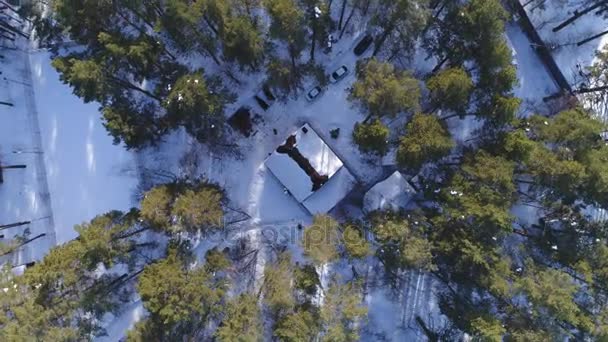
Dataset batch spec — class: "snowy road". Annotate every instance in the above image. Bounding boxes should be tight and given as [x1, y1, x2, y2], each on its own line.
[0, 44, 55, 265]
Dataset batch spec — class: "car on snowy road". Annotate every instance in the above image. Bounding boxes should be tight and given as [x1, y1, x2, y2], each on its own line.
[354, 34, 373, 56]
[254, 84, 276, 111]
[330, 65, 348, 83]
[306, 86, 322, 101]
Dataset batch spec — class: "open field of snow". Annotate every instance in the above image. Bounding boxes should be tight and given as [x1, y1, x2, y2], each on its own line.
[1, 40, 139, 262]
[29, 51, 139, 243]
[0, 44, 55, 264]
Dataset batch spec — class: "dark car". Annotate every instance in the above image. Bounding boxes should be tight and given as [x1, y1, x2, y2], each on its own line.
[354, 34, 373, 56]
[254, 95, 270, 111]
[262, 84, 276, 101]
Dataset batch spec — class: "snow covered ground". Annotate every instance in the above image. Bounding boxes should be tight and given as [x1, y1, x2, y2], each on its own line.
[29, 51, 139, 243]
[1, 31, 138, 271]
[0, 43, 55, 265]
[506, 23, 560, 110]
[523, 0, 608, 87]
[137, 28, 386, 227]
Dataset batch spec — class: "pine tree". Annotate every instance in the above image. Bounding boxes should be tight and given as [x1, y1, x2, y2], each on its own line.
[396, 113, 453, 170]
[140, 184, 175, 230]
[126, 318, 160, 342]
[52, 57, 161, 104]
[426, 67, 473, 113]
[140, 182, 225, 235]
[204, 248, 231, 273]
[342, 225, 371, 260]
[477, 95, 521, 126]
[516, 263, 593, 333]
[102, 99, 161, 149]
[470, 316, 505, 342]
[274, 309, 320, 342]
[300, 0, 332, 62]
[51, 0, 114, 45]
[294, 263, 321, 297]
[529, 109, 604, 155]
[371, 0, 429, 59]
[0, 265, 80, 341]
[160, 0, 220, 63]
[266, 58, 303, 97]
[265, 0, 307, 72]
[350, 58, 420, 117]
[172, 185, 224, 233]
[2, 211, 143, 339]
[320, 280, 367, 342]
[137, 249, 226, 337]
[352, 119, 390, 156]
[263, 252, 295, 315]
[221, 16, 265, 70]
[216, 294, 263, 342]
[302, 215, 341, 265]
[442, 150, 516, 236]
[370, 213, 435, 273]
[165, 71, 234, 144]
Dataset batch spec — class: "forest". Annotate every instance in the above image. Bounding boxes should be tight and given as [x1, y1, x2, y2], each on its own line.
[2, 0, 608, 341]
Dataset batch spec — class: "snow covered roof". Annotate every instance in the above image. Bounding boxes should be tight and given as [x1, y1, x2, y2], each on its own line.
[363, 171, 416, 213]
[265, 124, 355, 213]
[265, 124, 344, 202]
[302, 167, 357, 214]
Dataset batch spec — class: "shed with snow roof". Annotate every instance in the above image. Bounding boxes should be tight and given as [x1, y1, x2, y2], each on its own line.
[363, 171, 416, 213]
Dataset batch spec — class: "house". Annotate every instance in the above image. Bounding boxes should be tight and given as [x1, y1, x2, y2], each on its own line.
[363, 171, 416, 213]
[265, 124, 356, 214]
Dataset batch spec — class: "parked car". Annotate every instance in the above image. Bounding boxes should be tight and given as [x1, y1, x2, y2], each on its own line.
[254, 95, 270, 111]
[330, 65, 348, 83]
[253, 84, 276, 111]
[306, 86, 322, 101]
[262, 84, 276, 102]
[354, 34, 373, 56]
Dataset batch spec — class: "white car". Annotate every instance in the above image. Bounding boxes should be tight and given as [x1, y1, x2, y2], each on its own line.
[330, 65, 348, 83]
[306, 86, 322, 101]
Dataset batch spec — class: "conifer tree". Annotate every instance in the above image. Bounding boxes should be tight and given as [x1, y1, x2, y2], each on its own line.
[221, 16, 265, 70]
[216, 294, 263, 342]
[172, 185, 224, 233]
[265, 0, 307, 72]
[263, 252, 295, 315]
[140, 184, 175, 230]
[274, 309, 320, 342]
[396, 113, 453, 171]
[302, 215, 341, 265]
[137, 248, 226, 337]
[426, 67, 473, 113]
[342, 225, 371, 259]
[320, 280, 367, 341]
[352, 119, 390, 156]
[350, 58, 421, 117]
[165, 71, 234, 144]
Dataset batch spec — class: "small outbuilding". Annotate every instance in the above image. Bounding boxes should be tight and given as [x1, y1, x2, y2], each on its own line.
[363, 171, 416, 213]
